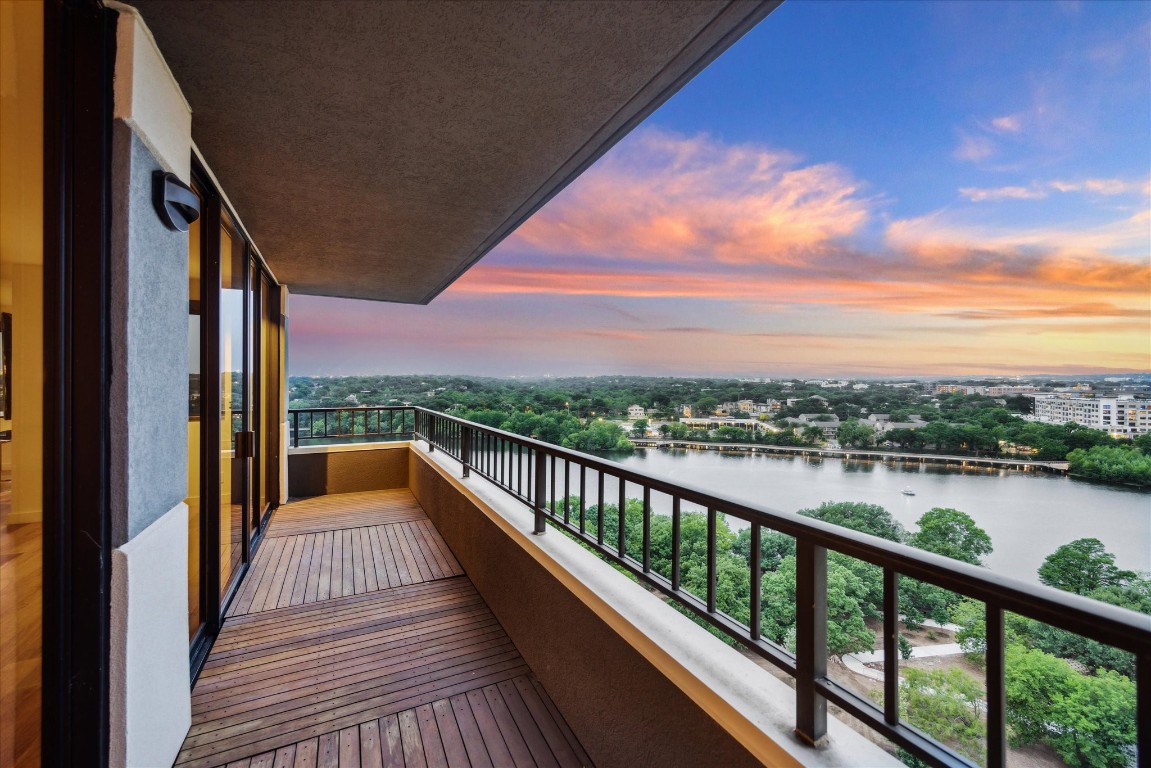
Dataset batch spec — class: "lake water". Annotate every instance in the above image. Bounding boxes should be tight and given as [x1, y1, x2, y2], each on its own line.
[607, 448, 1150, 584]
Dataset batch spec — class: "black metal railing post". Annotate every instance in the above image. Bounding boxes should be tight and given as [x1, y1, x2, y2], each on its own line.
[985, 605, 1006, 768]
[533, 447, 547, 535]
[749, 522, 761, 641]
[883, 568, 900, 726]
[461, 425, 472, 478]
[795, 540, 828, 746]
[1139, 654, 1150, 768]
[290, 410, 299, 448]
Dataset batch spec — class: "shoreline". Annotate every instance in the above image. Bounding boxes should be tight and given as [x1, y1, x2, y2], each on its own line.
[628, 439, 1071, 475]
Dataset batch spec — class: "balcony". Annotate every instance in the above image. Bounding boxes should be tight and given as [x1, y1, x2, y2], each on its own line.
[181, 407, 1149, 768]
[175, 488, 591, 767]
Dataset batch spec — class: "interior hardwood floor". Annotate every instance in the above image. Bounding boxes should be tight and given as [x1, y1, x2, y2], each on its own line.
[0, 468, 41, 768]
[178, 489, 591, 768]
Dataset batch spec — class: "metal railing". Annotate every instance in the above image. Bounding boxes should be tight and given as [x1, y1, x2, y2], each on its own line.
[289, 406, 415, 447]
[290, 406, 1150, 768]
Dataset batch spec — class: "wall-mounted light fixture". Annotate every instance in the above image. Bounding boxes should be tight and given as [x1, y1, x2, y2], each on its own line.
[153, 171, 201, 232]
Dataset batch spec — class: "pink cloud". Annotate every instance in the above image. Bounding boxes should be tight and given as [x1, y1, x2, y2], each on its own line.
[505, 129, 870, 266]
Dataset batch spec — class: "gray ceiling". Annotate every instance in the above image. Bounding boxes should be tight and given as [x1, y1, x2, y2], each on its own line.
[125, 0, 777, 304]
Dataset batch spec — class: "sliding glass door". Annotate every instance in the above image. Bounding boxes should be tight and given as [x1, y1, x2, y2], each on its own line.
[219, 210, 248, 598]
[187, 167, 282, 675]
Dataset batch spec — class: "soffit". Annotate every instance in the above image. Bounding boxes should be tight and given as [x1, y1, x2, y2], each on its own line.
[124, 0, 776, 303]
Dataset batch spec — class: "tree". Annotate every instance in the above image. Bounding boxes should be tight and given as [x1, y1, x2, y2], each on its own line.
[1006, 644, 1074, 747]
[900, 509, 991, 628]
[899, 667, 985, 764]
[761, 555, 874, 657]
[1029, 578, 1150, 677]
[1067, 445, 1151, 487]
[733, 527, 795, 573]
[561, 420, 633, 452]
[630, 418, 649, 438]
[1038, 538, 1134, 595]
[836, 419, 876, 448]
[799, 501, 905, 542]
[952, 599, 986, 661]
[909, 508, 992, 566]
[801, 425, 824, 444]
[1047, 668, 1137, 768]
[1005, 645, 1137, 768]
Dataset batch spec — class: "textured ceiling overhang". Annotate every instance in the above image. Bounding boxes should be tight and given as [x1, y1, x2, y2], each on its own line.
[124, 0, 778, 303]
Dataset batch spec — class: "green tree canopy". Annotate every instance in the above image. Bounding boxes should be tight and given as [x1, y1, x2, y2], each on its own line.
[799, 501, 906, 542]
[1005, 644, 1137, 768]
[909, 507, 993, 566]
[1038, 538, 1134, 595]
[760, 555, 874, 657]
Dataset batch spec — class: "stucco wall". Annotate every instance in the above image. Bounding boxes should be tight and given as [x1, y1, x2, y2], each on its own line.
[287, 442, 409, 497]
[109, 120, 188, 544]
[109, 502, 192, 768]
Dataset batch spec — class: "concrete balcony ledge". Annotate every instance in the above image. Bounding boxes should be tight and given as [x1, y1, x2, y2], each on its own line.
[287, 440, 411, 497]
[407, 441, 898, 767]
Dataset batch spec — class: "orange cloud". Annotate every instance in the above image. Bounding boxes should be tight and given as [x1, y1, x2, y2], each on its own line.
[506, 128, 870, 266]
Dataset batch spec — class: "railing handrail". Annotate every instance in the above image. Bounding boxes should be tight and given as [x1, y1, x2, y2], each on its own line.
[400, 407, 1151, 652]
[287, 405, 1150, 652]
[289, 405, 1150, 768]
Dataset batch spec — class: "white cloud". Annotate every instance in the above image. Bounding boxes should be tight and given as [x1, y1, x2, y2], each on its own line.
[953, 132, 996, 162]
[1049, 178, 1140, 196]
[959, 185, 1047, 202]
[990, 114, 1023, 133]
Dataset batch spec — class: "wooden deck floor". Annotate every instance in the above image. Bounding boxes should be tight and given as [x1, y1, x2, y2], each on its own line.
[177, 489, 591, 768]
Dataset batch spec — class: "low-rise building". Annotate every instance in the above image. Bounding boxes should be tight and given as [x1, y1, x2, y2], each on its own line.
[680, 417, 771, 434]
[1029, 394, 1151, 437]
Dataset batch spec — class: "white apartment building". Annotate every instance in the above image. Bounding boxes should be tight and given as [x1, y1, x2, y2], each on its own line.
[1030, 394, 1151, 437]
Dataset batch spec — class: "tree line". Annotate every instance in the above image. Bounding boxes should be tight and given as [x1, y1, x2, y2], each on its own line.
[288, 374, 1151, 486]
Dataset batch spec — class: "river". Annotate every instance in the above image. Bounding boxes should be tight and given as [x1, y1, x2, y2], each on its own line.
[608, 448, 1150, 584]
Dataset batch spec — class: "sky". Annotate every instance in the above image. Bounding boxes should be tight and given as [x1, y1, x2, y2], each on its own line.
[291, 1, 1151, 379]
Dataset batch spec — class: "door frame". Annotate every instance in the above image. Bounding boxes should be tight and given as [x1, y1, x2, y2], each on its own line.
[42, 1, 116, 765]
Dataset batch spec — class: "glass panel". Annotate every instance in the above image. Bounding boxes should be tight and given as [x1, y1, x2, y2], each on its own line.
[186, 190, 203, 639]
[259, 273, 278, 520]
[0, 1, 44, 764]
[249, 261, 259, 542]
[219, 213, 246, 597]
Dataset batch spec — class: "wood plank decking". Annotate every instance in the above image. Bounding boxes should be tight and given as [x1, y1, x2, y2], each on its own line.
[177, 489, 591, 768]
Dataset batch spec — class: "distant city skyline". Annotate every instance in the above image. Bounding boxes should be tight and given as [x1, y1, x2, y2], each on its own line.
[291, 0, 1151, 378]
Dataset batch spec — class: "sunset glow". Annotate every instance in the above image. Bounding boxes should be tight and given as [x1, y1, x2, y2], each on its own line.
[292, 1, 1151, 378]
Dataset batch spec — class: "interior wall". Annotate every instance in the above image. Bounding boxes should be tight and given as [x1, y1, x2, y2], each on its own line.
[0, 0, 44, 525]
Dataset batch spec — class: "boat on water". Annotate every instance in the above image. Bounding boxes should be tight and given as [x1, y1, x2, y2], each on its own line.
[901, 487, 916, 496]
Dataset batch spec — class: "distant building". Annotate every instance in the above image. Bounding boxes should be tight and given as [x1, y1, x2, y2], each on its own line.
[984, 386, 1040, 396]
[785, 414, 841, 438]
[867, 413, 927, 433]
[934, 384, 977, 395]
[1029, 394, 1151, 437]
[627, 404, 646, 420]
[680, 417, 771, 434]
